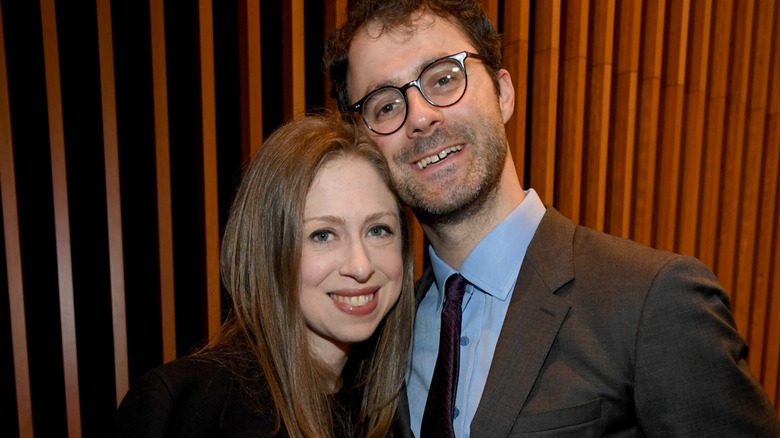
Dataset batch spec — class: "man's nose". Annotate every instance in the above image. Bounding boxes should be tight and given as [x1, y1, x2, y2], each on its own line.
[404, 87, 443, 137]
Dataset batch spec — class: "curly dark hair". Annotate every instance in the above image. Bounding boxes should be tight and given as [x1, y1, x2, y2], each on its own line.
[323, 0, 503, 114]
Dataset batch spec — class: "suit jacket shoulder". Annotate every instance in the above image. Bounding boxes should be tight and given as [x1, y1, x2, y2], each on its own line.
[466, 207, 779, 437]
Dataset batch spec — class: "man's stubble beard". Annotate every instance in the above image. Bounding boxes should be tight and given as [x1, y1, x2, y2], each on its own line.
[392, 117, 508, 229]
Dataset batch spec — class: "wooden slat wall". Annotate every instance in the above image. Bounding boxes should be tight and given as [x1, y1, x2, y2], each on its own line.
[0, 1, 777, 435]
[197, 0, 220, 340]
[238, 0, 262, 156]
[94, 0, 128, 405]
[0, 4, 33, 437]
[149, 0, 177, 366]
[38, 0, 81, 436]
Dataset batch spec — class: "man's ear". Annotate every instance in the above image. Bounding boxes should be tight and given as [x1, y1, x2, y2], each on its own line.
[496, 69, 515, 123]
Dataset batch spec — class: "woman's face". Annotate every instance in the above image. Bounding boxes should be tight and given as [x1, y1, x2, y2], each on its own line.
[300, 155, 403, 367]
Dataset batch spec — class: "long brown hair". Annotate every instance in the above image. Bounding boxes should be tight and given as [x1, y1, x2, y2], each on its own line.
[214, 113, 414, 437]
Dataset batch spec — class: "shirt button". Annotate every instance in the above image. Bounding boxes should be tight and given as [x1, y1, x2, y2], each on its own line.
[454, 407, 460, 419]
[460, 336, 469, 346]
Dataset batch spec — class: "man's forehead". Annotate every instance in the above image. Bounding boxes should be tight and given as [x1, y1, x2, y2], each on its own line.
[346, 13, 474, 100]
[361, 11, 438, 42]
[349, 15, 470, 74]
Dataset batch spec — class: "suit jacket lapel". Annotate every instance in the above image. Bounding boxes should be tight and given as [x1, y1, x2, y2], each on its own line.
[471, 208, 575, 437]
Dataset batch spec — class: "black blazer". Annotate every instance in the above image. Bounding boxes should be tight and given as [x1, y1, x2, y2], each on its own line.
[399, 207, 780, 437]
[112, 353, 286, 437]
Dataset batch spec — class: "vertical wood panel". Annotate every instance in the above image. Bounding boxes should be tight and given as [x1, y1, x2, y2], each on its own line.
[0, 4, 33, 435]
[95, 0, 129, 404]
[697, 0, 733, 268]
[282, 0, 306, 119]
[322, 0, 347, 113]
[752, 110, 779, 381]
[653, 0, 690, 251]
[766, 173, 780, 406]
[606, 0, 642, 238]
[555, 0, 588, 221]
[582, 0, 615, 231]
[502, 0, 531, 185]
[149, 0, 177, 363]
[759, 0, 780, 404]
[39, 0, 82, 434]
[738, 0, 775, 376]
[479, 0, 498, 25]
[631, 0, 665, 246]
[718, 0, 754, 334]
[677, 0, 711, 257]
[770, 186, 780, 410]
[239, 0, 263, 157]
[198, 0, 221, 339]
[530, 0, 561, 204]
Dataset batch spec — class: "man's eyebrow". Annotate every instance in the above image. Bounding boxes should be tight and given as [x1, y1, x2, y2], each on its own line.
[363, 54, 442, 92]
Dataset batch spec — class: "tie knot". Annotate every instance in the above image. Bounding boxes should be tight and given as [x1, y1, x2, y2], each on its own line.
[444, 273, 468, 304]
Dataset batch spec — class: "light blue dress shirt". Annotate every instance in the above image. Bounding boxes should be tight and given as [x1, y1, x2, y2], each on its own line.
[407, 189, 546, 438]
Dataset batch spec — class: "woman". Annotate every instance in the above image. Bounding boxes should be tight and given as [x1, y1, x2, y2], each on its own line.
[112, 114, 415, 437]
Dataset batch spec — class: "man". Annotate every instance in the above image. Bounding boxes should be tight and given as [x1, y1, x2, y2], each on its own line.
[324, 1, 780, 436]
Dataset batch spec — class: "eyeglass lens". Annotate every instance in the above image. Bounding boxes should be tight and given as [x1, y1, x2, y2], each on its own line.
[362, 57, 467, 134]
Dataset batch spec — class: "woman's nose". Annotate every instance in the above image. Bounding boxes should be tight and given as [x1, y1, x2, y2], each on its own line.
[339, 240, 374, 282]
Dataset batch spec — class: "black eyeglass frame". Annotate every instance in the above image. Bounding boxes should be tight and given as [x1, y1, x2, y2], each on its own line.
[349, 51, 489, 135]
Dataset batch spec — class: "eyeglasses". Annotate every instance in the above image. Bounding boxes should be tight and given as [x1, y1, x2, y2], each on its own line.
[349, 51, 488, 135]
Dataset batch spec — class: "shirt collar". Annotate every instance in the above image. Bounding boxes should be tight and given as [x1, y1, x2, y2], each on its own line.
[429, 189, 546, 301]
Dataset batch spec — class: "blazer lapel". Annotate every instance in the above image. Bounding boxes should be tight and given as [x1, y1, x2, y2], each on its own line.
[471, 208, 575, 437]
[393, 388, 415, 438]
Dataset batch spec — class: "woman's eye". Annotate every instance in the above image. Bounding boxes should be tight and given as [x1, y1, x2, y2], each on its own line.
[310, 230, 333, 242]
[367, 225, 393, 238]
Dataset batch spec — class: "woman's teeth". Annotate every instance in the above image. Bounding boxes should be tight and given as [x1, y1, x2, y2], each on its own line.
[416, 145, 463, 169]
[331, 293, 374, 307]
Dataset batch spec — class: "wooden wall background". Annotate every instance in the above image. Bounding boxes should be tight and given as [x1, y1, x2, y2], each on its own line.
[0, 0, 777, 436]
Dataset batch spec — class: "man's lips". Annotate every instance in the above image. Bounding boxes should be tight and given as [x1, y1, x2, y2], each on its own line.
[415, 145, 464, 169]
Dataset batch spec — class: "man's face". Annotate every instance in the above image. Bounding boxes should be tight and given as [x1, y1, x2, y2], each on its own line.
[346, 13, 514, 222]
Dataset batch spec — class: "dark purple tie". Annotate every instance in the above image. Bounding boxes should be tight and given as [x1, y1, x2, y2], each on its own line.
[421, 274, 468, 438]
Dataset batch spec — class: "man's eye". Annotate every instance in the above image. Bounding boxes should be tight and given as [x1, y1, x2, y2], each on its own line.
[377, 101, 399, 116]
[434, 73, 453, 87]
[373, 99, 404, 120]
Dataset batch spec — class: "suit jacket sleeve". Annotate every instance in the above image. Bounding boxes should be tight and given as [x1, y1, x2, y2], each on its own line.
[633, 255, 779, 436]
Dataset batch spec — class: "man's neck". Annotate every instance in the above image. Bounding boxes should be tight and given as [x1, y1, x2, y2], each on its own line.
[422, 163, 525, 269]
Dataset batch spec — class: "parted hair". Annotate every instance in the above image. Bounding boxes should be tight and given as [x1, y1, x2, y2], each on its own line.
[323, 0, 503, 113]
[214, 113, 415, 438]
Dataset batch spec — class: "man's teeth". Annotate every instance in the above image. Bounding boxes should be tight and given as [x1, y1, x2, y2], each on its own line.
[416, 145, 463, 169]
[331, 293, 374, 307]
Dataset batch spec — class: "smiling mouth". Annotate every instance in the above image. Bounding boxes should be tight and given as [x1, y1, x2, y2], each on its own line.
[329, 293, 375, 307]
[415, 145, 463, 169]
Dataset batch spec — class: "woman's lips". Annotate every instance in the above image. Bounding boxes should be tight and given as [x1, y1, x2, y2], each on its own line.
[329, 287, 379, 315]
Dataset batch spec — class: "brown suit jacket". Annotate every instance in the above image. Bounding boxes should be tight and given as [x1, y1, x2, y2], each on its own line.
[398, 207, 780, 437]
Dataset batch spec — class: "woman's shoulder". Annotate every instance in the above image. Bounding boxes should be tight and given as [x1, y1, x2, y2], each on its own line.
[113, 349, 280, 436]
[137, 349, 268, 406]
[150, 351, 235, 385]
